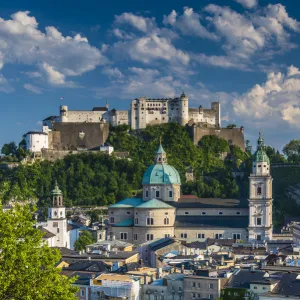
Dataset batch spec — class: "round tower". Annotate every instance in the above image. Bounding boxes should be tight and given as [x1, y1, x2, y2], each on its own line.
[179, 92, 189, 126]
[60, 105, 68, 122]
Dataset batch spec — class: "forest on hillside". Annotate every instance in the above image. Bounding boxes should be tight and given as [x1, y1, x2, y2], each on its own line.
[1, 123, 300, 226]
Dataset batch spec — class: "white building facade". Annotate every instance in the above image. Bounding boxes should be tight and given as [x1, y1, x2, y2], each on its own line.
[23, 131, 48, 152]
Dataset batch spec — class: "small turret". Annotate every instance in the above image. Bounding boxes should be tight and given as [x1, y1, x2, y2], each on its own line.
[252, 132, 270, 176]
[51, 181, 63, 207]
[106, 100, 109, 110]
[60, 105, 68, 122]
[155, 138, 167, 164]
[179, 92, 189, 126]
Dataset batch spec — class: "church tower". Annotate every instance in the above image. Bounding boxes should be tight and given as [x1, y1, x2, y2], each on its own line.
[248, 133, 273, 241]
[47, 182, 69, 248]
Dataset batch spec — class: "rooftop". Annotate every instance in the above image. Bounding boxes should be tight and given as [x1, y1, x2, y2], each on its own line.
[109, 198, 143, 208]
[136, 198, 174, 209]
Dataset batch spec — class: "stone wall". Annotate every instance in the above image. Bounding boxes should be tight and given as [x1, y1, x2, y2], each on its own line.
[190, 126, 245, 150]
[49, 122, 109, 150]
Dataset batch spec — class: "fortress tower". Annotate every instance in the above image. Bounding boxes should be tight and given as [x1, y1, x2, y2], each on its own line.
[60, 105, 68, 122]
[248, 133, 273, 241]
[179, 92, 189, 126]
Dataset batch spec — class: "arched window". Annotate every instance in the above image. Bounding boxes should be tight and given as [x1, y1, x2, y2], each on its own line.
[135, 218, 139, 225]
[110, 217, 114, 224]
[57, 228, 59, 233]
[257, 186, 262, 195]
[164, 218, 169, 225]
[147, 218, 154, 225]
[99, 233, 102, 240]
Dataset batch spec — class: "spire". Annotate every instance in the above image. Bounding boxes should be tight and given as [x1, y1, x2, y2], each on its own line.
[155, 140, 167, 164]
[105, 100, 109, 109]
[51, 181, 62, 196]
[257, 132, 264, 150]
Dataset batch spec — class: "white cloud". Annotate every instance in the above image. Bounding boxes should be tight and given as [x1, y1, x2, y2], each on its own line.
[41, 63, 66, 85]
[287, 65, 300, 77]
[235, 0, 258, 9]
[0, 74, 13, 93]
[232, 66, 300, 128]
[163, 7, 217, 40]
[23, 83, 42, 94]
[0, 11, 107, 86]
[111, 34, 189, 65]
[102, 67, 124, 79]
[114, 12, 155, 33]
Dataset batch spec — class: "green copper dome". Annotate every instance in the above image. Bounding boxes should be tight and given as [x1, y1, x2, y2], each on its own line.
[51, 181, 62, 195]
[253, 132, 270, 164]
[142, 143, 181, 185]
[142, 163, 181, 185]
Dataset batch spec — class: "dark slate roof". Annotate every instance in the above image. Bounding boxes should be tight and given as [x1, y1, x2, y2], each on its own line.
[40, 227, 56, 239]
[175, 216, 249, 228]
[226, 269, 266, 289]
[171, 196, 248, 208]
[61, 251, 139, 261]
[43, 115, 58, 121]
[23, 131, 48, 136]
[92, 107, 108, 111]
[207, 239, 236, 247]
[184, 241, 207, 250]
[114, 262, 142, 274]
[149, 238, 177, 251]
[272, 273, 300, 296]
[63, 271, 101, 285]
[65, 260, 110, 272]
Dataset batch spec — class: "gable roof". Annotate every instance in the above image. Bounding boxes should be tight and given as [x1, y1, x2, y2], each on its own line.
[136, 198, 174, 209]
[226, 269, 266, 289]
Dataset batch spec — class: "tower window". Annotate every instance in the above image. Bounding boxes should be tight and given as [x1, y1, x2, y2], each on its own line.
[164, 218, 169, 225]
[134, 218, 139, 225]
[145, 191, 149, 198]
[146, 234, 154, 241]
[257, 218, 262, 225]
[134, 233, 138, 241]
[120, 232, 128, 240]
[169, 191, 173, 198]
[110, 217, 114, 224]
[257, 186, 262, 195]
[156, 191, 160, 198]
[181, 233, 188, 238]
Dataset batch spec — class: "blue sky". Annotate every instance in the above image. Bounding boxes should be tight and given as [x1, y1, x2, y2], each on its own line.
[0, 0, 300, 150]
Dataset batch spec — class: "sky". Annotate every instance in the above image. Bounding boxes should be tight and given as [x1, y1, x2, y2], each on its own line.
[0, 0, 300, 151]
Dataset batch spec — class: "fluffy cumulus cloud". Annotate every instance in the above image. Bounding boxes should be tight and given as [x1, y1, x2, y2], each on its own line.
[0, 11, 107, 87]
[235, 0, 258, 9]
[232, 66, 300, 128]
[163, 7, 217, 40]
[0, 74, 13, 93]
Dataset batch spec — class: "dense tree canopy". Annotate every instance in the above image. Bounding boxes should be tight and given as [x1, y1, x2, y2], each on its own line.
[74, 231, 95, 251]
[0, 205, 78, 299]
[283, 139, 300, 163]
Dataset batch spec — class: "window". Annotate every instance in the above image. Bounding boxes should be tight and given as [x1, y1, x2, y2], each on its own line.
[127, 211, 130, 215]
[99, 233, 102, 240]
[184, 212, 189, 215]
[110, 217, 114, 224]
[53, 222, 58, 227]
[254, 286, 257, 290]
[215, 234, 223, 239]
[80, 289, 85, 296]
[209, 284, 213, 289]
[181, 233, 188, 238]
[197, 294, 201, 298]
[60, 211, 63, 216]
[197, 233, 205, 239]
[165, 234, 170, 238]
[257, 217, 262, 225]
[236, 212, 241, 215]
[146, 234, 154, 241]
[145, 191, 149, 198]
[169, 190, 173, 197]
[218, 212, 223, 215]
[134, 233, 138, 241]
[164, 218, 169, 225]
[201, 212, 206, 215]
[192, 282, 196, 287]
[120, 232, 128, 240]
[233, 233, 241, 240]
[257, 234, 262, 241]
[192, 293, 196, 299]
[197, 283, 201, 288]
[209, 295, 213, 300]
[156, 190, 160, 198]
[257, 186, 262, 195]
[147, 218, 154, 225]
[135, 218, 139, 225]
[57, 228, 59, 233]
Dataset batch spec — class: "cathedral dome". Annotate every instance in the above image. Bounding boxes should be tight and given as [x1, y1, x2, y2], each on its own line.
[142, 142, 181, 185]
[142, 163, 181, 185]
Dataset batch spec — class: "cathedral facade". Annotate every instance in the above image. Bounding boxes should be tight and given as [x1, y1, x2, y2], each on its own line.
[108, 134, 273, 245]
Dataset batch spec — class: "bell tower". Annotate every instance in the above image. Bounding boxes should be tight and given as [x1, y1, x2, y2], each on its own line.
[47, 181, 69, 248]
[248, 133, 273, 242]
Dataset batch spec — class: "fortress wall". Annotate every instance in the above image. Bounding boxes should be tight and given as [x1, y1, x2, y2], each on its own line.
[64, 111, 105, 123]
[191, 127, 245, 150]
[51, 122, 109, 150]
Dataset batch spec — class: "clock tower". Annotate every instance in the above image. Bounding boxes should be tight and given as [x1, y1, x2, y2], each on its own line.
[248, 133, 273, 241]
[47, 182, 69, 248]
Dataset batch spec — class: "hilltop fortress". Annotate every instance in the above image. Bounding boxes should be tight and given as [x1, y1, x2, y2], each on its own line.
[23, 93, 244, 157]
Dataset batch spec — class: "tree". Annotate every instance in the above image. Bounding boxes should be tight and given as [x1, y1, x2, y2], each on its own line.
[0, 205, 78, 299]
[1, 142, 17, 156]
[226, 124, 237, 129]
[74, 230, 95, 251]
[283, 140, 300, 163]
